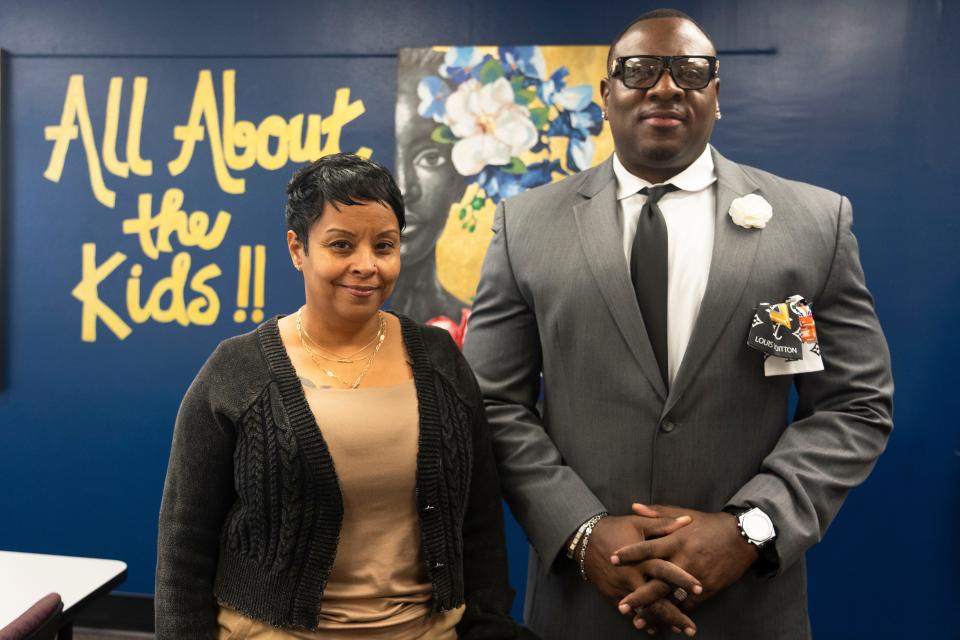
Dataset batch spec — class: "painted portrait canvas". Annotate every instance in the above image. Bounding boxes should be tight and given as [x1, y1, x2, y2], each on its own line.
[394, 46, 613, 344]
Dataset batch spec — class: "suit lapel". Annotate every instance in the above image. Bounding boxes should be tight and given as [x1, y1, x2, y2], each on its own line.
[663, 149, 765, 418]
[574, 159, 667, 400]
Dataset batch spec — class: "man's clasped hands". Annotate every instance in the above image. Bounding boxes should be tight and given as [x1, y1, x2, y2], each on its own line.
[579, 504, 760, 637]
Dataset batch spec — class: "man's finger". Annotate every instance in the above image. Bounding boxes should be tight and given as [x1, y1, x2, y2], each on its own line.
[631, 503, 693, 537]
[636, 599, 697, 636]
[610, 537, 671, 565]
[637, 514, 692, 538]
[616, 579, 671, 613]
[632, 503, 660, 518]
[641, 559, 703, 596]
[633, 503, 686, 518]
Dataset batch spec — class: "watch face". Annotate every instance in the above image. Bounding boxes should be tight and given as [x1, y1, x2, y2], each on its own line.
[742, 510, 775, 542]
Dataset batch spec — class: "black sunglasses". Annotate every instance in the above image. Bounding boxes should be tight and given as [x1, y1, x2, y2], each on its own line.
[610, 55, 719, 90]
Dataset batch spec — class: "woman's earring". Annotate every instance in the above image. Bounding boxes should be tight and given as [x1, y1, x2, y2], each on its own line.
[715, 108, 722, 120]
[602, 110, 608, 120]
[294, 262, 302, 271]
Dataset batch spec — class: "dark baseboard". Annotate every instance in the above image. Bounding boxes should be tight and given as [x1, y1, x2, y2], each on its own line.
[73, 593, 154, 633]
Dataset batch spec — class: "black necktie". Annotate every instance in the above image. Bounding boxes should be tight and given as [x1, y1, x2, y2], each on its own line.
[630, 184, 679, 387]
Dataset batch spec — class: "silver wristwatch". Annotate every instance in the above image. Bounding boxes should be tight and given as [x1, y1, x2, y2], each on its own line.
[736, 507, 776, 548]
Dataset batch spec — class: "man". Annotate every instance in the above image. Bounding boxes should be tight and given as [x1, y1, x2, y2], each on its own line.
[463, 9, 893, 640]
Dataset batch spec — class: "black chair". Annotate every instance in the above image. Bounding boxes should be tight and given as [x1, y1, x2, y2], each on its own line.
[0, 593, 63, 640]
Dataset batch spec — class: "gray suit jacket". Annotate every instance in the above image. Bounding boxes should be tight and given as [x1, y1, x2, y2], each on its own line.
[463, 149, 893, 640]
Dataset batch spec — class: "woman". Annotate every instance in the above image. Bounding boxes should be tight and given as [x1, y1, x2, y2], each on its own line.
[392, 48, 470, 324]
[156, 153, 524, 639]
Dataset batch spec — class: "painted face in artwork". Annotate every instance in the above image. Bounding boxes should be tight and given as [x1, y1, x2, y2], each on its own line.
[395, 76, 467, 266]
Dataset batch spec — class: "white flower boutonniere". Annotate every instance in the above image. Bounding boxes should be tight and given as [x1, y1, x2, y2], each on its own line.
[729, 194, 773, 229]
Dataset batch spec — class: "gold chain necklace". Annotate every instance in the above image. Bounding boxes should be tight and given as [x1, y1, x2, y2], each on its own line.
[297, 306, 382, 363]
[296, 310, 386, 389]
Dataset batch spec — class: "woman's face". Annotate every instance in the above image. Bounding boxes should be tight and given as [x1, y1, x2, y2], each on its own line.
[395, 86, 467, 266]
[288, 200, 401, 326]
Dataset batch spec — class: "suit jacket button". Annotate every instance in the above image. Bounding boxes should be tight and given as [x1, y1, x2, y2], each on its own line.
[660, 421, 677, 433]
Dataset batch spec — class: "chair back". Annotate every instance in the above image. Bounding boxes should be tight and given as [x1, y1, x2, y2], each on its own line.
[0, 593, 63, 640]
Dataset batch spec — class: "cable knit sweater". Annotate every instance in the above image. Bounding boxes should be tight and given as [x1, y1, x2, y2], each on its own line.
[155, 314, 519, 639]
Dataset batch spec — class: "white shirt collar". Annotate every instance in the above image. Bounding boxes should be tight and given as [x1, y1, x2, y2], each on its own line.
[613, 144, 717, 201]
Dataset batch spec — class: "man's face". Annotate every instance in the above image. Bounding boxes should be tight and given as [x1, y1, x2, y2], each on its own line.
[601, 18, 719, 182]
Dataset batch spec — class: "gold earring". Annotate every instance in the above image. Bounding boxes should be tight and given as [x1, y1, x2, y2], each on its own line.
[715, 109, 722, 120]
[294, 262, 302, 271]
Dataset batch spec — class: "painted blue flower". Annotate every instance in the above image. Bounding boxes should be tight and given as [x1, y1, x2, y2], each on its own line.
[546, 102, 604, 141]
[471, 168, 504, 204]
[546, 110, 581, 140]
[499, 47, 547, 80]
[570, 102, 604, 136]
[521, 159, 564, 187]
[417, 75, 451, 122]
[476, 168, 525, 204]
[440, 47, 486, 84]
[552, 85, 593, 112]
[474, 159, 563, 204]
[537, 67, 569, 105]
[567, 136, 595, 172]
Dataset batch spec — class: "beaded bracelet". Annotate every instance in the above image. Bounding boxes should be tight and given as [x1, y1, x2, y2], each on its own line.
[566, 519, 590, 559]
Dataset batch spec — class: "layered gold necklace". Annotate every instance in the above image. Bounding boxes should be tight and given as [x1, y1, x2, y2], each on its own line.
[296, 307, 386, 389]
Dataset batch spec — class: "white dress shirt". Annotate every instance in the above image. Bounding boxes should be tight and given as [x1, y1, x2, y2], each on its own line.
[613, 146, 717, 385]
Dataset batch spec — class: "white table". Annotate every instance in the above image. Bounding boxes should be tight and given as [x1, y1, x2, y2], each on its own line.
[0, 551, 127, 639]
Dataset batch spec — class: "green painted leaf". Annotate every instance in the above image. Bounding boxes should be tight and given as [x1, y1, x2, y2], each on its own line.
[458, 208, 467, 220]
[502, 157, 526, 174]
[468, 224, 476, 232]
[431, 125, 456, 144]
[471, 197, 485, 210]
[514, 88, 537, 106]
[479, 58, 505, 83]
[529, 107, 549, 129]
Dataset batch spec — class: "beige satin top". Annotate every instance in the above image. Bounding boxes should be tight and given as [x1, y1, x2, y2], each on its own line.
[217, 380, 463, 639]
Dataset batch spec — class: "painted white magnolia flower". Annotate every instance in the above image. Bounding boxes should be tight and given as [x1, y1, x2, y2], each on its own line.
[729, 194, 773, 229]
[444, 77, 539, 176]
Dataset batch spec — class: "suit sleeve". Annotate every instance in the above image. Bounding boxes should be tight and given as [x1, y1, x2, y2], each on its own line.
[463, 200, 607, 570]
[155, 349, 237, 639]
[726, 195, 893, 573]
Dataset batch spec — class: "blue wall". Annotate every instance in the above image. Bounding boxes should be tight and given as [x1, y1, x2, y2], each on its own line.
[0, 1, 957, 636]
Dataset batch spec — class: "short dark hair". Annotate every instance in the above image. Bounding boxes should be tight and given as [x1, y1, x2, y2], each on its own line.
[286, 153, 405, 251]
[607, 9, 716, 72]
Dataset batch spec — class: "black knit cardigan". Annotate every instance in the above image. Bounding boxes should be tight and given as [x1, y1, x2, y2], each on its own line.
[155, 314, 519, 638]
